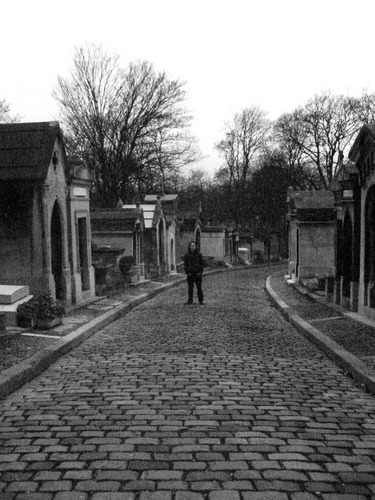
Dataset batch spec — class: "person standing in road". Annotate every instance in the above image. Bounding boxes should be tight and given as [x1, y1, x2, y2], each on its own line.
[184, 241, 204, 305]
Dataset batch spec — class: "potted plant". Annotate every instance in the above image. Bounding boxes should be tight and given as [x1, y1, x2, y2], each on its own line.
[16, 296, 39, 328]
[35, 292, 65, 329]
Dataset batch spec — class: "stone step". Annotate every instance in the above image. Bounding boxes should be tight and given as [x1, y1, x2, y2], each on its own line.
[0, 295, 34, 327]
[0, 285, 30, 304]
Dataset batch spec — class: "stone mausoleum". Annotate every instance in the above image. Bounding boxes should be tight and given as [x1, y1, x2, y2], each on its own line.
[144, 194, 178, 274]
[91, 205, 145, 291]
[333, 124, 375, 319]
[287, 188, 335, 281]
[0, 121, 95, 322]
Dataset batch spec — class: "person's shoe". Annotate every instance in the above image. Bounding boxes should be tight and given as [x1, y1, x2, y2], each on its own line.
[185, 301, 193, 305]
[199, 302, 205, 305]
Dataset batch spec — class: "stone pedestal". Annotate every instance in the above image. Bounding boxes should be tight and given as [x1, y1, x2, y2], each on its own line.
[0, 285, 29, 304]
[0, 294, 34, 326]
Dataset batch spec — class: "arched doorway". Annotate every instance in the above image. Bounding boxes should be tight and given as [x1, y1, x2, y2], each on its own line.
[158, 218, 165, 273]
[364, 185, 375, 307]
[170, 239, 175, 271]
[77, 216, 89, 291]
[342, 212, 353, 298]
[195, 228, 201, 251]
[51, 201, 64, 300]
[296, 228, 300, 278]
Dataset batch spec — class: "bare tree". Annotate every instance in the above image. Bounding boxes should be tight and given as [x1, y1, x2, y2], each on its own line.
[214, 106, 270, 224]
[0, 99, 19, 123]
[350, 89, 375, 124]
[136, 126, 201, 195]
[274, 91, 375, 188]
[302, 92, 358, 187]
[274, 110, 322, 189]
[53, 44, 199, 207]
[215, 106, 270, 184]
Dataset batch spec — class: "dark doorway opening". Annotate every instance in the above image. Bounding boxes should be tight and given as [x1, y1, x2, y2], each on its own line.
[77, 217, 89, 291]
[365, 186, 375, 307]
[158, 219, 164, 272]
[195, 229, 201, 251]
[51, 202, 64, 300]
[342, 213, 353, 298]
[296, 229, 300, 278]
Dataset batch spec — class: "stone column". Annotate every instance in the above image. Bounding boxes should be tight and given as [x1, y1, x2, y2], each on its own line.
[41, 183, 56, 296]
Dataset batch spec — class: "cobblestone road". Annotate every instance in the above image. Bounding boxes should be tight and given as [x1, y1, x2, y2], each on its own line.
[1, 265, 375, 499]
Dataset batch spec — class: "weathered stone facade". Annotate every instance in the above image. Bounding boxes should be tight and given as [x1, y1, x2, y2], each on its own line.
[177, 210, 202, 269]
[335, 124, 375, 319]
[201, 225, 239, 265]
[67, 156, 96, 303]
[139, 200, 166, 278]
[331, 160, 360, 310]
[91, 207, 145, 291]
[0, 121, 95, 307]
[287, 188, 335, 280]
[144, 194, 178, 274]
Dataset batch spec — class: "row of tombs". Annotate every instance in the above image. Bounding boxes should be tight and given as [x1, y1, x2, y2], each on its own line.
[0, 121, 250, 326]
[287, 123, 375, 322]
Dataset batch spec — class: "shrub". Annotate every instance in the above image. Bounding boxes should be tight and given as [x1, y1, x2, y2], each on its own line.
[16, 296, 39, 321]
[36, 292, 65, 319]
[17, 292, 65, 321]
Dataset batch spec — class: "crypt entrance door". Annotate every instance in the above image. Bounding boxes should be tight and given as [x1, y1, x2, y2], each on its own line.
[365, 185, 375, 308]
[51, 201, 64, 300]
[342, 212, 353, 298]
[77, 216, 89, 291]
[296, 228, 300, 278]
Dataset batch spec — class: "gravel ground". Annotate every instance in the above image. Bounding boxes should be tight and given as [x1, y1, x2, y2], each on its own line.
[315, 317, 375, 356]
[0, 334, 56, 371]
[270, 270, 375, 373]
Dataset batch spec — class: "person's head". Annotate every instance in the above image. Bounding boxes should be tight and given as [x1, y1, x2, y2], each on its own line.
[188, 241, 197, 253]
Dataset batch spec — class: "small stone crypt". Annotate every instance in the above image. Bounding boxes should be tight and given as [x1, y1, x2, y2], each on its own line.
[287, 188, 335, 282]
[91, 205, 146, 292]
[0, 121, 96, 325]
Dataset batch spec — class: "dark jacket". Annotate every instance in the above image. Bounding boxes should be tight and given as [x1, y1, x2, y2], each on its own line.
[184, 249, 204, 275]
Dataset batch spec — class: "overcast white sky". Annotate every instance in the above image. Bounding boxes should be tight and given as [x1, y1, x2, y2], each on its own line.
[1, 0, 375, 175]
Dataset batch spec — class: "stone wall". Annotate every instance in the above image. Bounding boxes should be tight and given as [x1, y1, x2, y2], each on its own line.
[298, 223, 335, 278]
[201, 231, 225, 261]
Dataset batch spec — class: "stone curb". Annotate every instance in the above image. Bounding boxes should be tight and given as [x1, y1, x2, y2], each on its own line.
[265, 272, 375, 396]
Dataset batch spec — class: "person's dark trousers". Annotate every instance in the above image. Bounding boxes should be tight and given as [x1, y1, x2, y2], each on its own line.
[187, 274, 204, 303]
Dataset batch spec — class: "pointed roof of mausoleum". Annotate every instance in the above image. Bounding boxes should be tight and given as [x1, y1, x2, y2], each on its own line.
[0, 121, 65, 180]
[349, 123, 375, 161]
[332, 160, 358, 190]
[144, 193, 178, 219]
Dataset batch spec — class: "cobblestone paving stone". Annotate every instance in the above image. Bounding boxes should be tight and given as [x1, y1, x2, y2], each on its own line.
[1, 264, 375, 499]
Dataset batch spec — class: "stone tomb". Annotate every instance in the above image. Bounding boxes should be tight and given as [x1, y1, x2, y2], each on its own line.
[0, 285, 33, 330]
[0, 121, 96, 330]
[287, 188, 335, 281]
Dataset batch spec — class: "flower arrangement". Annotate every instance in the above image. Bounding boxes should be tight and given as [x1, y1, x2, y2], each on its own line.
[16, 296, 39, 326]
[36, 292, 65, 320]
[17, 292, 65, 328]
